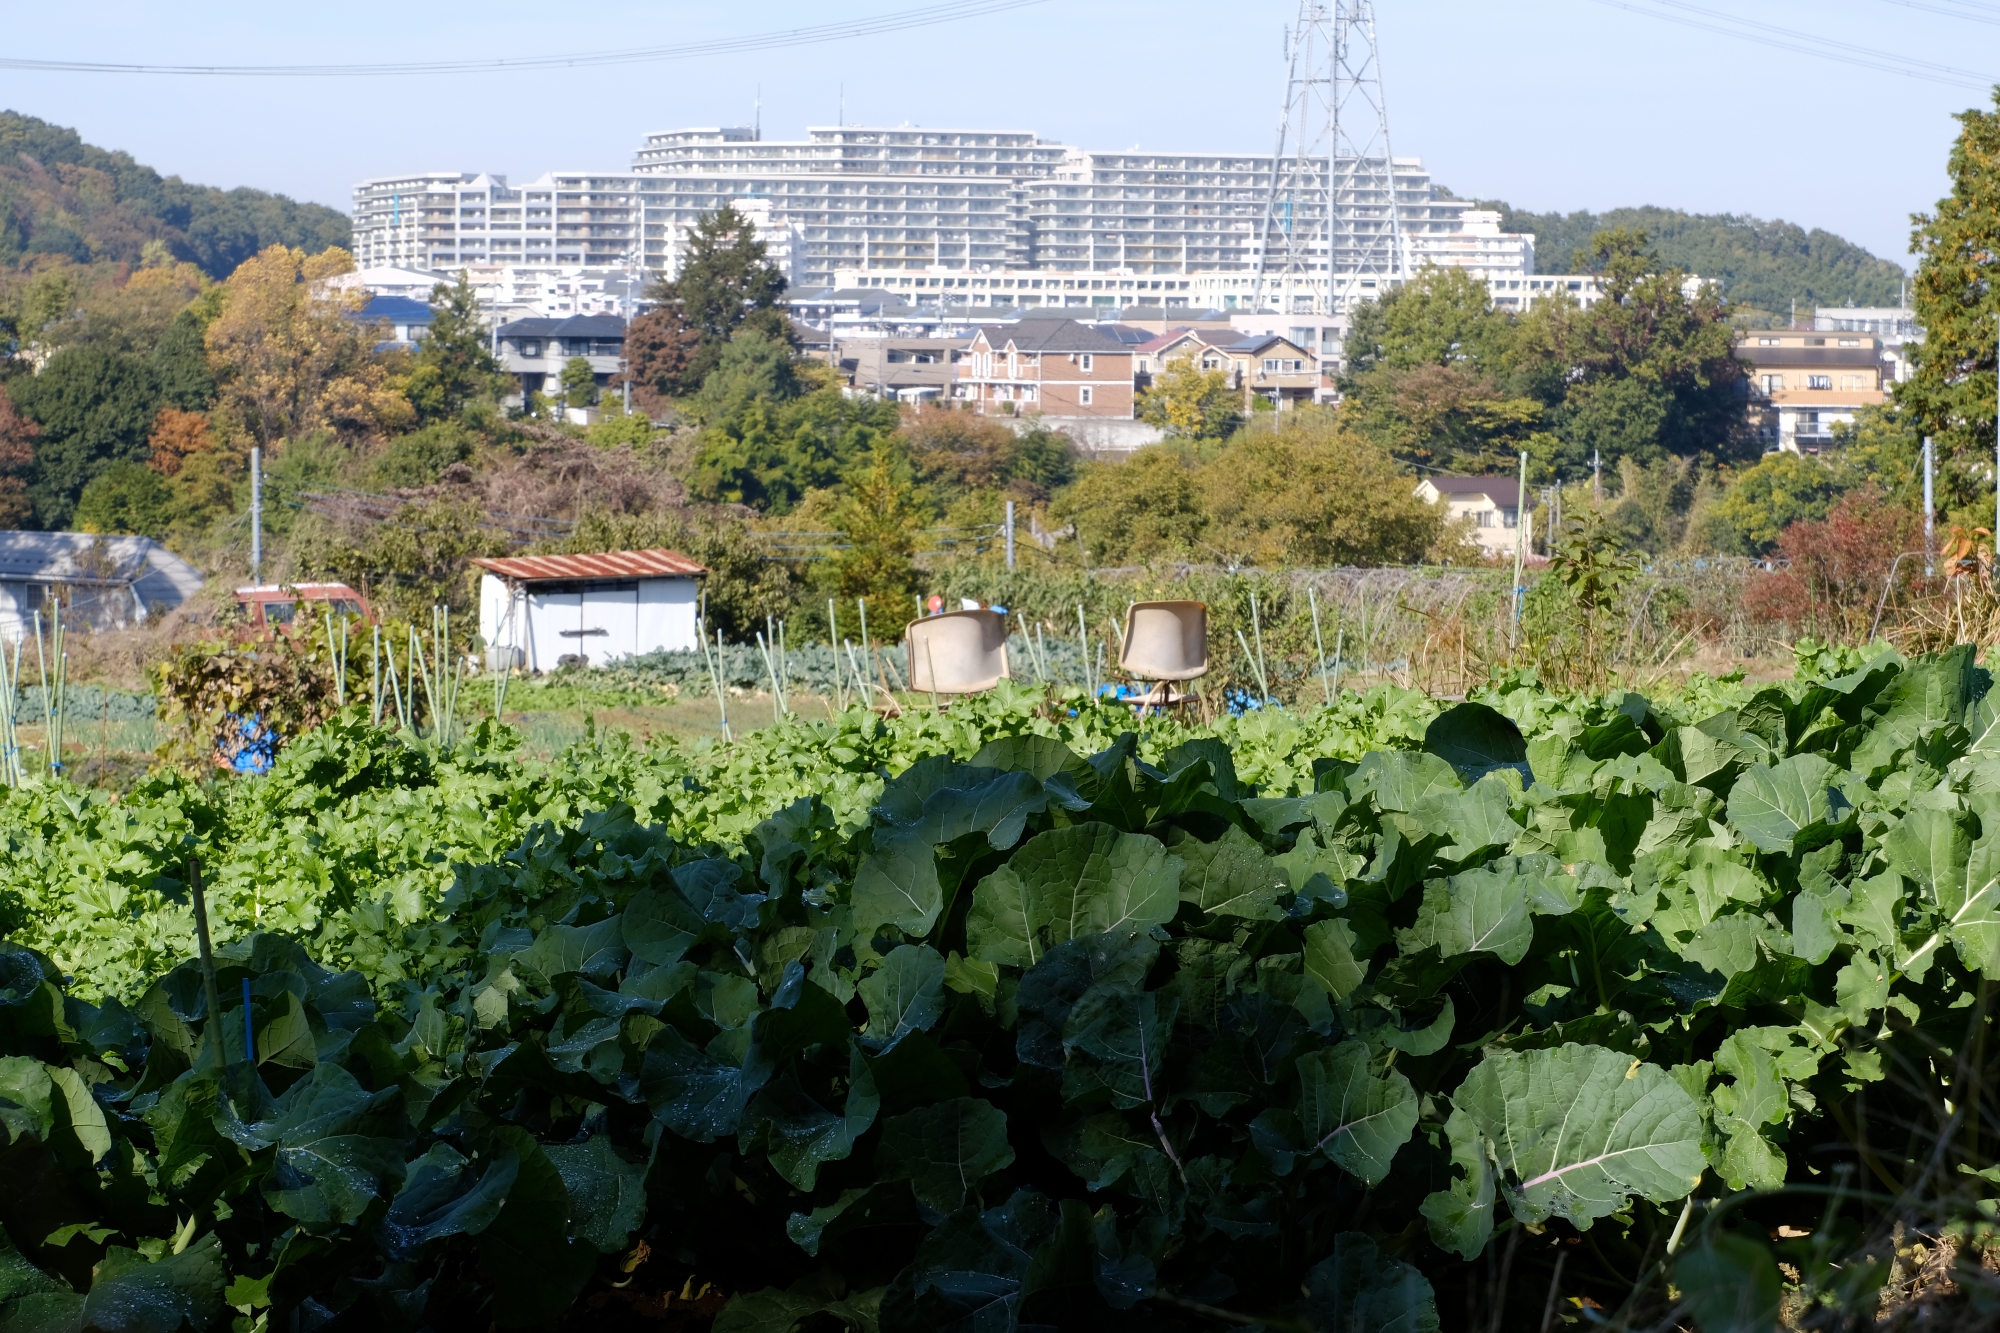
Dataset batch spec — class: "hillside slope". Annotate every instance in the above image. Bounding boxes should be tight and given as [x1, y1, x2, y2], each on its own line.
[1475, 200, 1907, 318]
[0, 111, 350, 280]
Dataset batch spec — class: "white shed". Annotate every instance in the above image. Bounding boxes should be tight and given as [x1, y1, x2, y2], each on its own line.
[473, 549, 707, 671]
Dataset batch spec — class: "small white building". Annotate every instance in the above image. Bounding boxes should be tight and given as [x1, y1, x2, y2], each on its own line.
[473, 549, 706, 672]
[1414, 476, 1534, 561]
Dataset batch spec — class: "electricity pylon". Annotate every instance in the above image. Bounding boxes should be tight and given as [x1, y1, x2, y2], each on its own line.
[1251, 0, 1408, 317]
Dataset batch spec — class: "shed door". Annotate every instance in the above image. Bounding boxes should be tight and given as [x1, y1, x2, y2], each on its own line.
[526, 591, 578, 671]
[581, 584, 640, 662]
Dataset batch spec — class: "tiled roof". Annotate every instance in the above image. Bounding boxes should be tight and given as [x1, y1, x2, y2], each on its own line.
[976, 319, 1129, 355]
[470, 549, 706, 582]
[1421, 476, 1518, 502]
[495, 314, 629, 338]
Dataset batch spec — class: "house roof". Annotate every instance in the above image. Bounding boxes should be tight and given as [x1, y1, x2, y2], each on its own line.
[0, 532, 204, 601]
[496, 314, 628, 338]
[975, 319, 1129, 355]
[1419, 476, 1519, 503]
[471, 549, 707, 583]
[351, 294, 436, 324]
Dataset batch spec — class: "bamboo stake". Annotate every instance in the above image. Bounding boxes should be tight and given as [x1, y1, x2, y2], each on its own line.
[710, 627, 733, 742]
[189, 856, 223, 1068]
[756, 631, 785, 722]
[828, 600, 844, 709]
[1077, 604, 1091, 695]
[925, 638, 941, 713]
[1235, 628, 1270, 704]
[1248, 591, 1272, 706]
[1308, 585, 1331, 707]
[372, 625, 383, 725]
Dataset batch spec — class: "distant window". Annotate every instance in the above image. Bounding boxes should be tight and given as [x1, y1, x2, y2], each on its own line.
[265, 601, 297, 625]
[1080, 386, 1094, 406]
[1080, 354, 1094, 372]
[519, 340, 541, 357]
[1838, 338, 1861, 346]
[1476, 510, 1495, 529]
[1761, 374, 1784, 393]
[1502, 508, 1519, 529]
[1808, 375, 1832, 390]
[1757, 338, 1779, 346]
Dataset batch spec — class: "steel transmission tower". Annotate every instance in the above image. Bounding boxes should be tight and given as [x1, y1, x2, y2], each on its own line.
[1251, 1, 1407, 317]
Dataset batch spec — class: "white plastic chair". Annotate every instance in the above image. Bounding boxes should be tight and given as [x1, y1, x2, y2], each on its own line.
[905, 609, 1011, 695]
[1118, 601, 1207, 711]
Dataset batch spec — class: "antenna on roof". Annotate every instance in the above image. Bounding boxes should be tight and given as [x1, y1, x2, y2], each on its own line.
[754, 85, 762, 140]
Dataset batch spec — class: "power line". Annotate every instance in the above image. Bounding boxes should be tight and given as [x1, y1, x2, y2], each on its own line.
[0, 0, 1050, 76]
[1878, 0, 2000, 23]
[1590, 0, 1999, 88]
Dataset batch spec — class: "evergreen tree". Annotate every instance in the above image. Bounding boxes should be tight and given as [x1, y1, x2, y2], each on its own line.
[404, 271, 504, 422]
[1901, 91, 2000, 523]
[11, 346, 163, 528]
[150, 307, 216, 411]
[645, 205, 789, 391]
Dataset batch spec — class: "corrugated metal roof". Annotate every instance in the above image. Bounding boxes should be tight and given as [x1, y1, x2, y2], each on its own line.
[470, 549, 707, 582]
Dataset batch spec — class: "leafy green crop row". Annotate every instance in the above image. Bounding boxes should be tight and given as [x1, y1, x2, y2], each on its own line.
[3, 648, 1994, 1329]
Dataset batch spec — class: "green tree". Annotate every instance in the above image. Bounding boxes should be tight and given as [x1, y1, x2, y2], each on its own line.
[689, 343, 896, 512]
[1539, 228, 1750, 474]
[1137, 359, 1242, 440]
[644, 205, 789, 391]
[827, 446, 925, 604]
[403, 271, 503, 422]
[1902, 90, 2000, 525]
[72, 461, 170, 536]
[1048, 447, 1207, 564]
[151, 307, 216, 411]
[11, 345, 164, 528]
[1198, 413, 1440, 567]
[373, 421, 474, 489]
[1338, 268, 1551, 475]
[558, 356, 598, 410]
[1705, 452, 1845, 554]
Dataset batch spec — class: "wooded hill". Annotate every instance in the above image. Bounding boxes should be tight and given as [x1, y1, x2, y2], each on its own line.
[0, 111, 350, 280]
[1473, 199, 1908, 320]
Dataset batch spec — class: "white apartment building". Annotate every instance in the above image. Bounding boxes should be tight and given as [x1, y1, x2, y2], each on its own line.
[352, 124, 1536, 298]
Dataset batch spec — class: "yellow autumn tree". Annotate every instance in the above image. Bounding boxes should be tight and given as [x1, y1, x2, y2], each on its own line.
[1137, 358, 1242, 441]
[204, 245, 412, 450]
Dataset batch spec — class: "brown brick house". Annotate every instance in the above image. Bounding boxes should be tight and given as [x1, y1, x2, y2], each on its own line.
[953, 320, 1136, 419]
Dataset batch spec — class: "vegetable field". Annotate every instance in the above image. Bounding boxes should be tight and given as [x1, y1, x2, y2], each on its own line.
[0, 649, 1998, 1331]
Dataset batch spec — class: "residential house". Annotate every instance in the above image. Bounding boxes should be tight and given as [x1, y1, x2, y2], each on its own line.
[955, 320, 1135, 419]
[348, 294, 435, 350]
[1734, 330, 1889, 452]
[496, 314, 626, 409]
[1414, 476, 1534, 561]
[1137, 329, 1319, 408]
[839, 337, 968, 402]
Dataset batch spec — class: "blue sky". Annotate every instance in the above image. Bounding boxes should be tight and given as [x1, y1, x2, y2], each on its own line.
[3, 0, 1993, 267]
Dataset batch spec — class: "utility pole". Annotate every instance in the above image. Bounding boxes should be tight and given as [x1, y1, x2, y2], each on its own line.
[1510, 450, 1527, 653]
[250, 446, 262, 585]
[1004, 500, 1016, 570]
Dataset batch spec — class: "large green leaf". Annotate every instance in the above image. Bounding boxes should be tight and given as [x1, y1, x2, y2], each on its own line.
[1348, 751, 1461, 813]
[1423, 701, 1529, 784]
[1304, 1232, 1440, 1333]
[875, 760, 1048, 851]
[1419, 1107, 1497, 1260]
[622, 885, 710, 967]
[1850, 644, 1980, 775]
[1174, 825, 1288, 921]
[875, 1096, 1016, 1215]
[749, 1048, 881, 1192]
[966, 824, 1182, 967]
[1059, 985, 1178, 1109]
[850, 832, 945, 939]
[1303, 919, 1367, 1000]
[1885, 805, 2000, 975]
[860, 945, 947, 1051]
[544, 1133, 647, 1253]
[1, 1235, 226, 1333]
[1451, 1043, 1706, 1228]
[238, 1063, 406, 1228]
[1261, 1041, 1418, 1186]
[1675, 1233, 1782, 1333]
[1396, 855, 1579, 966]
[1725, 754, 1854, 855]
